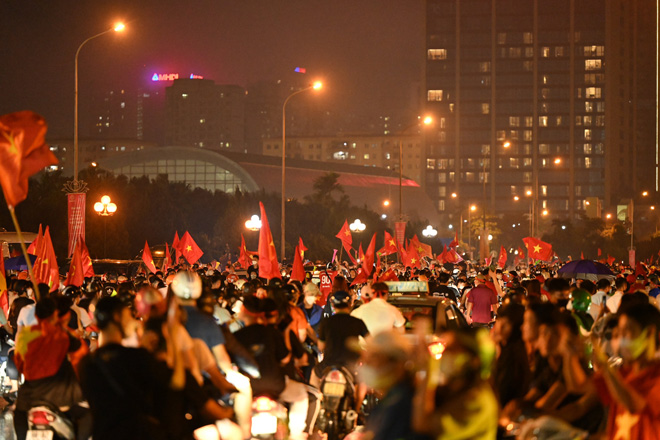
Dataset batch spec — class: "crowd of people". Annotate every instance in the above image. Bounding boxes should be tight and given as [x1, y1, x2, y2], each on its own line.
[0, 254, 659, 440]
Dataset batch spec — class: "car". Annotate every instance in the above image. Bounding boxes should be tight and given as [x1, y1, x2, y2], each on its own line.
[385, 281, 469, 332]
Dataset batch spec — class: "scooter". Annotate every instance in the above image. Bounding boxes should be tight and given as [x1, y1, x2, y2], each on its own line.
[26, 402, 75, 440]
[315, 367, 358, 440]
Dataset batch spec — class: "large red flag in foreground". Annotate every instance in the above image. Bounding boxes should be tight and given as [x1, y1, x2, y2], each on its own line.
[179, 232, 203, 264]
[403, 242, 421, 268]
[65, 240, 84, 287]
[380, 231, 398, 256]
[0, 111, 58, 208]
[290, 244, 306, 282]
[34, 227, 59, 292]
[411, 235, 433, 259]
[335, 220, 353, 248]
[523, 237, 554, 262]
[258, 202, 281, 279]
[142, 241, 158, 274]
[0, 247, 8, 317]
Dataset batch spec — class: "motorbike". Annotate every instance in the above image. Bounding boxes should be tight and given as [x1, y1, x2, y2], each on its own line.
[315, 366, 358, 440]
[250, 396, 288, 440]
[26, 402, 75, 440]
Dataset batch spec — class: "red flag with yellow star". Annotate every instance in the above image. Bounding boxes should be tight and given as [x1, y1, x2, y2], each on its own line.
[27, 224, 42, 255]
[403, 241, 421, 268]
[142, 241, 158, 274]
[523, 237, 553, 262]
[258, 202, 281, 279]
[290, 244, 305, 282]
[449, 232, 459, 249]
[380, 231, 398, 256]
[411, 234, 433, 259]
[34, 226, 59, 292]
[0, 246, 8, 317]
[179, 231, 203, 265]
[0, 111, 58, 208]
[335, 220, 352, 247]
[497, 246, 507, 269]
[64, 239, 84, 287]
[79, 238, 94, 278]
[298, 237, 308, 259]
[238, 234, 252, 269]
[172, 231, 182, 264]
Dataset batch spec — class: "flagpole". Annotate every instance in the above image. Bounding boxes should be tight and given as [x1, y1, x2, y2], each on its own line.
[8, 206, 40, 299]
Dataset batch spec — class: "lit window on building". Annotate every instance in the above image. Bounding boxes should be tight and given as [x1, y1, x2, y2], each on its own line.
[481, 145, 490, 155]
[583, 116, 592, 126]
[541, 88, 550, 99]
[427, 159, 436, 169]
[583, 45, 604, 56]
[440, 118, 446, 129]
[449, 103, 455, 112]
[554, 46, 564, 57]
[585, 157, 592, 169]
[555, 116, 562, 126]
[542, 47, 550, 57]
[596, 102, 605, 112]
[438, 173, 446, 183]
[439, 186, 446, 197]
[497, 130, 506, 141]
[364, 154, 370, 160]
[479, 61, 491, 72]
[583, 144, 592, 154]
[481, 103, 490, 114]
[182, 94, 188, 98]
[524, 131, 533, 141]
[585, 102, 594, 112]
[586, 87, 601, 98]
[511, 185, 518, 194]
[509, 116, 520, 127]
[539, 116, 548, 127]
[524, 47, 534, 58]
[523, 172, 532, 183]
[510, 158, 519, 168]
[523, 32, 533, 44]
[596, 116, 605, 126]
[523, 158, 532, 167]
[509, 47, 521, 58]
[120, 102, 125, 108]
[428, 49, 447, 60]
[510, 130, 519, 140]
[539, 144, 550, 154]
[427, 90, 444, 101]
[200, 119, 205, 124]
[438, 200, 445, 211]
[525, 116, 533, 127]
[585, 59, 602, 70]
[584, 129, 592, 140]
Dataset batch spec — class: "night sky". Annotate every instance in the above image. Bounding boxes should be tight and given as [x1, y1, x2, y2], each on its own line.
[1, 0, 425, 138]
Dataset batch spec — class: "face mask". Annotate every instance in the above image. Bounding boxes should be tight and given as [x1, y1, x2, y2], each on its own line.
[304, 296, 317, 306]
[618, 328, 649, 361]
[357, 364, 397, 390]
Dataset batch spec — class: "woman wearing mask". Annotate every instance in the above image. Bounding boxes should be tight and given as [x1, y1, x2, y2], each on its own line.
[300, 282, 323, 334]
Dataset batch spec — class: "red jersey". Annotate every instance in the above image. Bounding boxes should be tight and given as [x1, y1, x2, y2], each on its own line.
[594, 361, 660, 440]
[318, 270, 336, 306]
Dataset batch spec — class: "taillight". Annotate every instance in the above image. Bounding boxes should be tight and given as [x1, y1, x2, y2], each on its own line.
[428, 341, 446, 360]
[326, 369, 347, 384]
[254, 397, 276, 412]
[30, 410, 54, 425]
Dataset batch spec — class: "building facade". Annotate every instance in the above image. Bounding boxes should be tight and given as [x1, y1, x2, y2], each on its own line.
[165, 79, 246, 152]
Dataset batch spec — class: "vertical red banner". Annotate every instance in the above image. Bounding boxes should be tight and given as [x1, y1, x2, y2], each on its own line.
[67, 193, 86, 256]
[395, 221, 406, 248]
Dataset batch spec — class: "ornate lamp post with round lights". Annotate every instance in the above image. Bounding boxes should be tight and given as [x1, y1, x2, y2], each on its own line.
[93, 195, 117, 258]
[245, 215, 262, 231]
[422, 225, 438, 238]
[349, 219, 366, 234]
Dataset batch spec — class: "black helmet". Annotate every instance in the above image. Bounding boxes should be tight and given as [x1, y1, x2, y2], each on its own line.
[62, 285, 82, 299]
[330, 290, 351, 308]
[85, 280, 102, 296]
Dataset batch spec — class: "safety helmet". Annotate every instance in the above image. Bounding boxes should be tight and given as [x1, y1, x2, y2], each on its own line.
[570, 288, 591, 313]
[135, 285, 167, 318]
[171, 271, 202, 300]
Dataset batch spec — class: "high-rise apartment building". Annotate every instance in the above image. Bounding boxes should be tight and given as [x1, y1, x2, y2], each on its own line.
[165, 79, 246, 151]
[424, 0, 658, 227]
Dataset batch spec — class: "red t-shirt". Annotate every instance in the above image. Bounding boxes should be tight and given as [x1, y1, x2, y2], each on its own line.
[467, 285, 498, 324]
[594, 361, 660, 440]
[318, 270, 336, 306]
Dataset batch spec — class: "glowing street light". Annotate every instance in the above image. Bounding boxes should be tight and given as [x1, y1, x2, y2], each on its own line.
[383, 200, 390, 207]
[245, 215, 262, 231]
[349, 219, 366, 233]
[94, 195, 117, 258]
[422, 225, 438, 238]
[281, 81, 323, 261]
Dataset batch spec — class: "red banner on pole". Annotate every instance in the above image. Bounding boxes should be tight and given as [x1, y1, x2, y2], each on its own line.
[394, 221, 406, 249]
[67, 193, 86, 257]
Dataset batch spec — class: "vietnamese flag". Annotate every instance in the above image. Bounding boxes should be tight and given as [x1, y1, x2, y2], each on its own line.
[298, 237, 308, 259]
[598, 248, 602, 257]
[404, 241, 421, 269]
[34, 226, 59, 292]
[518, 246, 525, 260]
[449, 232, 459, 249]
[258, 202, 281, 279]
[79, 238, 94, 278]
[162, 242, 172, 273]
[361, 233, 377, 276]
[290, 244, 305, 282]
[522, 237, 554, 262]
[0, 111, 58, 208]
[335, 220, 353, 248]
[0, 246, 8, 318]
[238, 234, 252, 269]
[65, 240, 84, 287]
[411, 235, 433, 259]
[358, 243, 365, 263]
[27, 224, 42, 255]
[172, 231, 182, 264]
[607, 255, 616, 265]
[497, 246, 507, 269]
[142, 241, 158, 274]
[179, 232, 203, 265]
[381, 231, 398, 256]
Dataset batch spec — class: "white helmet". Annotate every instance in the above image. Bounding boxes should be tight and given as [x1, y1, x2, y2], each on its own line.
[171, 271, 202, 300]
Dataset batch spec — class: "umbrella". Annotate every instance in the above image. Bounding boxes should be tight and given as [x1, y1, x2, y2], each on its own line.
[3, 254, 37, 271]
[557, 259, 614, 281]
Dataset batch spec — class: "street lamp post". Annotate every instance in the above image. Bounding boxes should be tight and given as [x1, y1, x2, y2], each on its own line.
[281, 81, 322, 262]
[74, 23, 125, 183]
[93, 195, 117, 258]
[245, 215, 262, 231]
